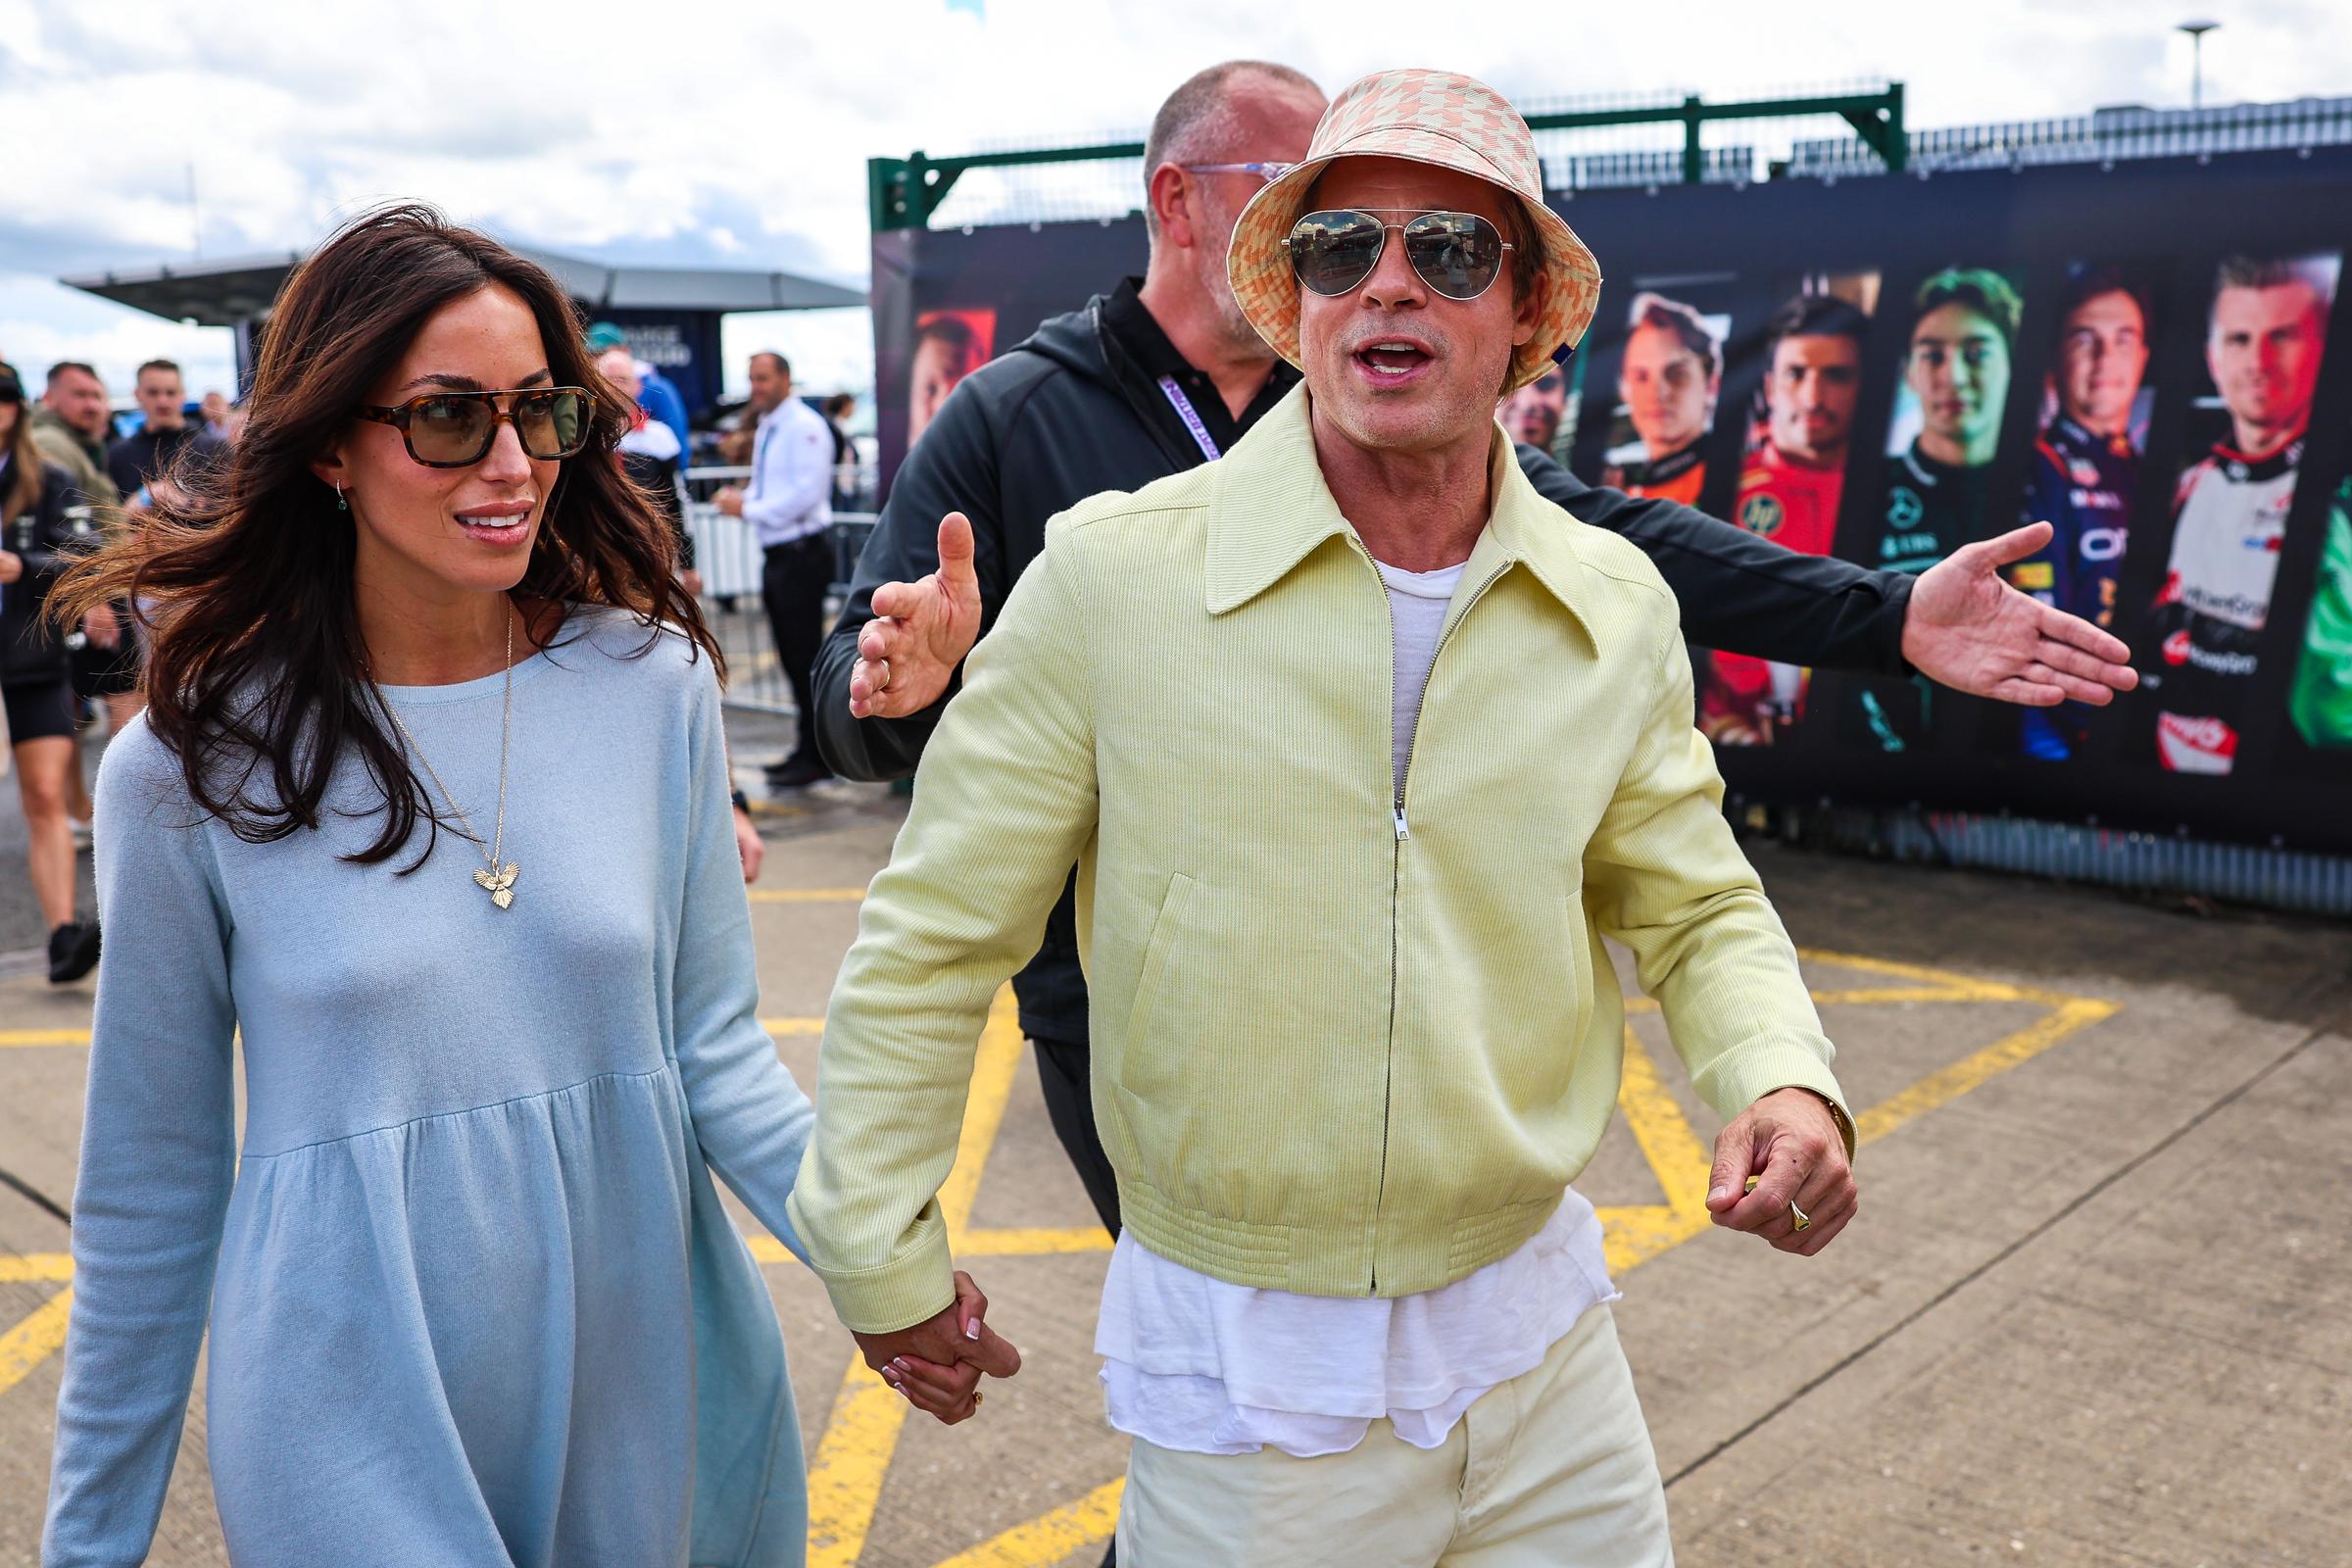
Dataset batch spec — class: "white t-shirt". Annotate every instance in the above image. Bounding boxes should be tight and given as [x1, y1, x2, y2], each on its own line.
[1094, 542, 1619, 1458]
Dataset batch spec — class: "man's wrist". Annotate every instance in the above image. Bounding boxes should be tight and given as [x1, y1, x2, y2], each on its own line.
[1772, 1084, 1856, 1159]
[731, 788, 752, 815]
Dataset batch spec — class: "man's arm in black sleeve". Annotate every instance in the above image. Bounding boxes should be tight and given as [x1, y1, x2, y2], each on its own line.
[1517, 443, 1915, 677]
[812, 375, 1009, 782]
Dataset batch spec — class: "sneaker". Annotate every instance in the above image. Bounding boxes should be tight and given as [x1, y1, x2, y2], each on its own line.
[70, 817, 94, 852]
[763, 753, 832, 790]
[47, 920, 101, 985]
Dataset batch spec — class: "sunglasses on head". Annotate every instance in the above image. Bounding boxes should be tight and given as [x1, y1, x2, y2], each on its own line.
[357, 387, 596, 468]
[1283, 209, 1516, 303]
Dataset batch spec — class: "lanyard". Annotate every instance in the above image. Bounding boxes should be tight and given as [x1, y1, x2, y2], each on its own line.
[1156, 376, 1222, 464]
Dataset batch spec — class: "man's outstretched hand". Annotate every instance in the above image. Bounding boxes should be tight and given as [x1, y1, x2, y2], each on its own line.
[853, 1269, 1022, 1426]
[847, 512, 984, 720]
[1903, 521, 2139, 708]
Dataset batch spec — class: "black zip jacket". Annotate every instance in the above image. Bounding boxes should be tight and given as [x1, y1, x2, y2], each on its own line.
[2, 461, 86, 686]
[814, 279, 1915, 1047]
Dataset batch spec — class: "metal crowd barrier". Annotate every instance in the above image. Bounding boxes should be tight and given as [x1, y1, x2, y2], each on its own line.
[682, 464, 878, 715]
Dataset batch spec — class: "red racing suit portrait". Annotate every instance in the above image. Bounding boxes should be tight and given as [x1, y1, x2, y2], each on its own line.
[1703, 291, 1870, 744]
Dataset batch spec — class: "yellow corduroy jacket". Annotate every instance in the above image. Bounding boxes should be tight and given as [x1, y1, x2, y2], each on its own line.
[789, 383, 1846, 1333]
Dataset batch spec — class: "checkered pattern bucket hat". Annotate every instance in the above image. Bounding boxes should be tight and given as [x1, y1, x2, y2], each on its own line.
[1227, 68, 1603, 393]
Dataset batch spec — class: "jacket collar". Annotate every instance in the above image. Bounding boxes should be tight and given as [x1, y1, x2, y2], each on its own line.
[1205, 381, 1597, 648]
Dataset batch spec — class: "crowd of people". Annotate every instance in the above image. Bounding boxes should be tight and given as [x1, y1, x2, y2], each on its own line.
[21, 58, 2160, 1568]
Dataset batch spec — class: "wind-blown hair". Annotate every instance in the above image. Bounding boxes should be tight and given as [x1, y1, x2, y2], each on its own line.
[49, 202, 721, 867]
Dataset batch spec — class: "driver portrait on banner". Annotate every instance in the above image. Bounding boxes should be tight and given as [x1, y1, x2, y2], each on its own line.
[2145, 251, 2338, 776]
[1701, 285, 1873, 745]
[2005, 264, 2159, 761]
[1600, 291, 1724, 506]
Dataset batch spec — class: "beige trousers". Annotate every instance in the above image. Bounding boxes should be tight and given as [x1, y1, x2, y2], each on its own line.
[1114, 1303, 1673, 1567]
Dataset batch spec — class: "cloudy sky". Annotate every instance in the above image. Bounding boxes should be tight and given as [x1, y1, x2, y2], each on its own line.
[3, 0, 2344, 406]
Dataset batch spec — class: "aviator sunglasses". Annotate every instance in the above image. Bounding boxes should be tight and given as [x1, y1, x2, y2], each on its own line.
[357, 386, 597, 468]
[1283, 209, 1517, 302]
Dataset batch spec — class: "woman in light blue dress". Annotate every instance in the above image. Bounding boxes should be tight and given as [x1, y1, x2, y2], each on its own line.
[39, 205, 998, 1567]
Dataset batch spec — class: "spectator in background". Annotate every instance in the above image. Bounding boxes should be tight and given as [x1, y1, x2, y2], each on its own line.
[715, 351, 835, 788]
[597, 345, 698, 596]
[586, 322, 690, 453]
[822, 391, 859, 509]
[199, 389, 234, 442]
[31, 363, 131, 843]
[107, 359, 225, 502]
[1496, 365, 1567, 460]
[0, 368, 104, 983]
[32, 363, 119, 509]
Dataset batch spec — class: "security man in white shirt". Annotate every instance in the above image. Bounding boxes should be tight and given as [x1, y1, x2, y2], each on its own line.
[718, 350, 836, 786]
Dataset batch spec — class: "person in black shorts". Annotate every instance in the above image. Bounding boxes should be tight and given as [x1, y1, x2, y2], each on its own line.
[0, 368, 102, 981]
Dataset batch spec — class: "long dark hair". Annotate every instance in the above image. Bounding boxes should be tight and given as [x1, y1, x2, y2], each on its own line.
[50, 203, 722, 866]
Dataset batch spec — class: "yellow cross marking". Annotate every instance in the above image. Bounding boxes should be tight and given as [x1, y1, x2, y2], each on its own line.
[0, 944, 2120, 1568]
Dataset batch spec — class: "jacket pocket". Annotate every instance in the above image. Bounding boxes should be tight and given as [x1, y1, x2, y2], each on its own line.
[1121, 870, 1197, 1046]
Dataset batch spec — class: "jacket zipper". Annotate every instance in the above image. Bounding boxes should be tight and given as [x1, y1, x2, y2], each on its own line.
[1352, 537, 1510, 1291]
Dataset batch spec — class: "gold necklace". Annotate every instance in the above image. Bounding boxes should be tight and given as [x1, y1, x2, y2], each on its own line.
[372, 609, 521, 909]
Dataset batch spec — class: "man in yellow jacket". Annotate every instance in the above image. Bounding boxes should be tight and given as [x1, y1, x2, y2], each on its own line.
[793, 69, 1858, 1564]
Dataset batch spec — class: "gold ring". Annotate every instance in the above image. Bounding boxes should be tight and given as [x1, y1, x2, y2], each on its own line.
[1789, 1200, 1811, 1232]
[971, 1390, 983, 1411]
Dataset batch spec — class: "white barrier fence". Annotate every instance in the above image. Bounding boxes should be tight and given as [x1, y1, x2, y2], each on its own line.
[682, 465, 878, 714]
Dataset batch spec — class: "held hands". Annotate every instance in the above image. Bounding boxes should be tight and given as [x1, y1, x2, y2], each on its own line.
[853, 1270, 1022, 1426]
[83, 603, 122, 652]
[1704, 1088, 1857, 1258]
[1903, 521, 2139, 708]
[847, 513, 983, 720]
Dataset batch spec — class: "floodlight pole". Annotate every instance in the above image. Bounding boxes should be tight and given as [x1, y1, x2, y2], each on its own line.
[2179, 20, 2219, 111]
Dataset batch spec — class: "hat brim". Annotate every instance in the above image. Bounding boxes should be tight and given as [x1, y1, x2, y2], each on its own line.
[1227, 137, 1601, 395]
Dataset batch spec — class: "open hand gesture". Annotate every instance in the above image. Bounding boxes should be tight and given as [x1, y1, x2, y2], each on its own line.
[1903, 521, 2138, 708]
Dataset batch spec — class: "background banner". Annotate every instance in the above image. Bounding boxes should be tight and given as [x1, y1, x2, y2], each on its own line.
[869, 148, 2352, 851]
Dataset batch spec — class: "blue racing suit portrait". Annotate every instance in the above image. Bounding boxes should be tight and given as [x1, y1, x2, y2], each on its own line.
[2006, 266, 2154, 760]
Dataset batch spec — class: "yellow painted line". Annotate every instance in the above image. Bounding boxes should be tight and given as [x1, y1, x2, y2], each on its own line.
[960, 1224, 1113, 1258]
[747, 887, 868, 904]
[1794, 947, 2021, 999]
[0, 1287, 74, 1397]
[0, 1254, 74, 1284]
[1854, 995, 2122, 1149]
[806, 986, 1023, 1568]
[0, 1029, 91, 1047]
[1601, 1025, 1716, 1274]
[1805, 985, 2002, 1006]
[931, 1478, 1125, 1568]
[760, 1017, 826, 1037]
[806, 1366, 910, 1568]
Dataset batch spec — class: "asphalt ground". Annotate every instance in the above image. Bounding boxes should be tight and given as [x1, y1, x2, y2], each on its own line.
[1, 715, 2346, 1566]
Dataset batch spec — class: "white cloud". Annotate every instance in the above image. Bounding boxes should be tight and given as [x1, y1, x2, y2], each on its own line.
[4, 0, 2346, 405]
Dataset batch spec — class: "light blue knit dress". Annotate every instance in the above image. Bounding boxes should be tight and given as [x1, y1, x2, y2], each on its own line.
[42, 606, 813, 1567]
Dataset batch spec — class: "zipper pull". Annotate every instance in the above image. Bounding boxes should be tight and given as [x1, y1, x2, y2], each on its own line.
[1394, 802, 1410, 841]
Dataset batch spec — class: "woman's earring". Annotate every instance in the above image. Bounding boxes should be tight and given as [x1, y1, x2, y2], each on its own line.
[334, 484, 348, 512]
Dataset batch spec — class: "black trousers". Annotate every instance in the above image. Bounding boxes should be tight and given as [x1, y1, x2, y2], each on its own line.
[1031, 1033, 1121, 1568]
[1031, 1034, 1121, 1238]
[760, 532, 832, 762]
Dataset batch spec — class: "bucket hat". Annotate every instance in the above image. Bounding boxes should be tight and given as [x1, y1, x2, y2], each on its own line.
[1227, 68, 1602, 393]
